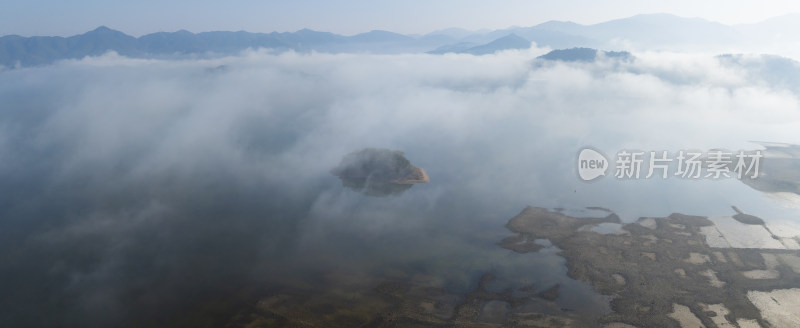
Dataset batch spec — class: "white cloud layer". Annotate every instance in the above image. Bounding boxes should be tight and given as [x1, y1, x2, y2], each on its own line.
[2, 48, 800, 326]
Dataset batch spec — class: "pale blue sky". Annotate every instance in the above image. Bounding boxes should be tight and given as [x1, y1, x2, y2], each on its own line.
[3, 0, 800, 37]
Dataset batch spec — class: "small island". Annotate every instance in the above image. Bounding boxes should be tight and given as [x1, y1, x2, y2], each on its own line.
[331, 148, 429, 196]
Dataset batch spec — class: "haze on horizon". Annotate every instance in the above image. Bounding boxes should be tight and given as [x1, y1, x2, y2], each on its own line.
[4, 0, 800, 37]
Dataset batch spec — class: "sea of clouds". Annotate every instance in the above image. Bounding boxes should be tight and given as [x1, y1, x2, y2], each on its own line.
[1, 47, 800, 326]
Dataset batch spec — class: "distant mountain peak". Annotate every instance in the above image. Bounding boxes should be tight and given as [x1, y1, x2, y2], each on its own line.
[82, 26, 128, 37]
[89, 26, 122, 34]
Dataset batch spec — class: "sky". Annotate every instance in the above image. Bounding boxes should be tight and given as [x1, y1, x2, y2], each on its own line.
[3, 0, 800, 37]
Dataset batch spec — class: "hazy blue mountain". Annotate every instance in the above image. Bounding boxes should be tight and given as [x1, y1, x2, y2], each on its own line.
[0, 27, 425, 67]
[453, 23, 597, 49]
[427, 42, 478, 54]
[138, 30, 201, 54]
[350, 30, 414, 43]
[138, 30, 290, 55]
[510, 28, 597, 48]
[415, 33, 459, 47]
[1, 27, 292, 66]
[526, 14, 740, 48]
[538, 47, 632, 62]
[436, 13, 742, 53]
[718, 54, 800, 90]
[0, 26, 459, 67]
[461, 34, 531, 55]
[425, 28, 483, 40]
[588, 13, 739, 46]
[735, 13, 800, 44]
[0, 26, 140, 67]
[70, 26, 139, 56]
[534, 21, 589, 36]
[343, 30, 431, 53]
[0, 35, 65, 67]
[429, 34, 531, 55]
[3, 13, 800, 68]
[267, 28, 345, 51]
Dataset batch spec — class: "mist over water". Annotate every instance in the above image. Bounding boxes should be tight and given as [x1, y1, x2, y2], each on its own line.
[1, 48, 800, 326]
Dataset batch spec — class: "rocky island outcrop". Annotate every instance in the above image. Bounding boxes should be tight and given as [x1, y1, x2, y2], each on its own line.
[331, 148, 429, 196]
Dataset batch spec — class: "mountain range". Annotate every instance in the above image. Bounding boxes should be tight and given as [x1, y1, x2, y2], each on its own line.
[2, 13, 800, 68]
